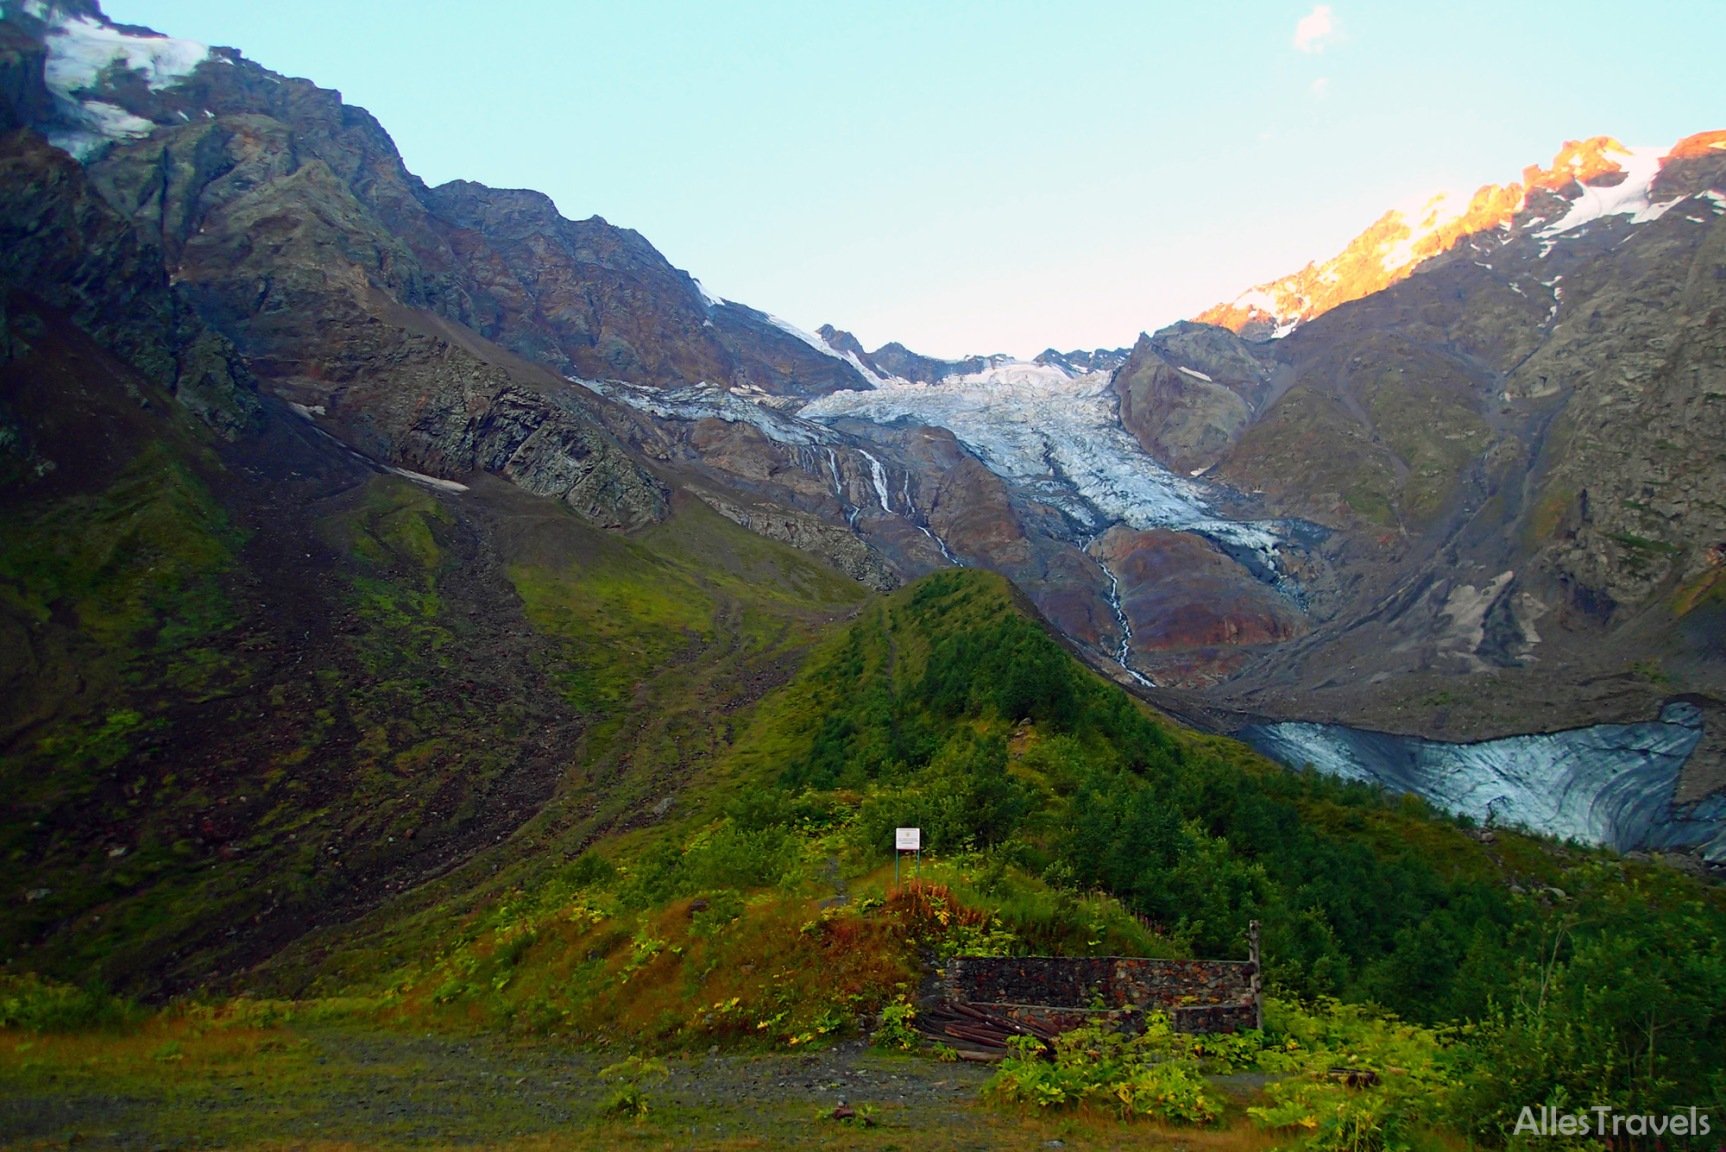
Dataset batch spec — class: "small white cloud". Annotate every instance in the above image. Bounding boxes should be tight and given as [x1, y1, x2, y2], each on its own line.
[1294, 4, 1338, 53]
[1310, 76, 1330, 97]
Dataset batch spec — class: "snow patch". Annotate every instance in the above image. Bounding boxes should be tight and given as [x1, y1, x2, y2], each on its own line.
[47, 99, 153, 157]
[43, 15, 209, 94]
[1378, 189, 1477, 274]
[1231, 289, 1280, 314]
[388, 467, 468, 493]
[1538, 145, 1666, 237]
[1176, 365, 1214, 383]
[571, 377, 834, 446]
[759, 311, 886, 386]
[1630, 197, 1682, 224]
[34, 11, 210, 158]
[1702, 190, 1726, 213]
[692, 278, 724, 308]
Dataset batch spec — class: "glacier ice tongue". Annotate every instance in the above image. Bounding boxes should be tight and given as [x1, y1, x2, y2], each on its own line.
[1240, 702, 1714, 854]
[798, 362, 1282, 564]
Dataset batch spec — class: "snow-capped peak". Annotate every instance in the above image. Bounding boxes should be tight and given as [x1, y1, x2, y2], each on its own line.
[1196, 132, 1708, 337]
[1537, 145, 1674, 236]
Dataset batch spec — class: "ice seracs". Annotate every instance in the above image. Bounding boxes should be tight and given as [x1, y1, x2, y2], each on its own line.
[799, 359, 1282, 568]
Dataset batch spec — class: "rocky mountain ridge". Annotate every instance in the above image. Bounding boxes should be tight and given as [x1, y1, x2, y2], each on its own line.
[1197, 133, 1726, 339]
[814, 323, 1130, 385]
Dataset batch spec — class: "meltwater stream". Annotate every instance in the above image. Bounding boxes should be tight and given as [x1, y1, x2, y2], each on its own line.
[1240, 702, 1725, 859]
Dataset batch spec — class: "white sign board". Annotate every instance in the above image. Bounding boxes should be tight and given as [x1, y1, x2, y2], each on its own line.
[895, 827, 921, 851]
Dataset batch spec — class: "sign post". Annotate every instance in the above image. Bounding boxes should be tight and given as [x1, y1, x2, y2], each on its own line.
[894, 827, 921, 886]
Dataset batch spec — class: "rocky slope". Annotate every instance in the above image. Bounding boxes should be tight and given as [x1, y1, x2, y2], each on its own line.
[1168, 131, 1726, 814]
[815, 324, 1129, 385]
[0, 0, 1266, 694]
[2, 0, 869, 475]
[0, 0, 908, 990]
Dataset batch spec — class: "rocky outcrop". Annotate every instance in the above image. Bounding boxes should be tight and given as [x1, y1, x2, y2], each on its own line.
[0, 2, 871, 537]
[1092, 527, 1306, 686]
[0, 19, 50, 131]
[1191, 131, 1726, 786]
[0, 127, 255, 435]
[693, 491, 897, 590]
[1034, 346, 1130, 376]
[815, 326, 1001, 384]
[1111, 330, 1264, 475]
[425, 181, 865, 395]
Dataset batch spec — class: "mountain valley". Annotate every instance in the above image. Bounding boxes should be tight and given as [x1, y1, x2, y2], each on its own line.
[2, 3, 1724, 1147]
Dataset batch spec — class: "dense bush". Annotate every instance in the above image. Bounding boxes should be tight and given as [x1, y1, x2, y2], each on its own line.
[984, 1019, 1220, 1123]
[0, 973, 134, 1032]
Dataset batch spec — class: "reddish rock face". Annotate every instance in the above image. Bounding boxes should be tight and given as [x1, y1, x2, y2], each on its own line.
[1094, 528, 1306, 686]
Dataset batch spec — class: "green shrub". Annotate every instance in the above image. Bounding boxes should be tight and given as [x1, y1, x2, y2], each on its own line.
[1246, 998, 1459, 1152]
[874, 998, 919, 1051]
[599, 1054, 669, 1119]
[0, 974, 135, 1032]
[984, 1019, 1219, 1124]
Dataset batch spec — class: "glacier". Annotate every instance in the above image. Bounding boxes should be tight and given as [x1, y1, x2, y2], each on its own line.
[34, 9, 209, 159]
[1239, 702, 1724, 859]
[798, 361, 1284, 567]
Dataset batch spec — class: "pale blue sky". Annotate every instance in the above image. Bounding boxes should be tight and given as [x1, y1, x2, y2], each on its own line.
[104, 1, 1725, 358]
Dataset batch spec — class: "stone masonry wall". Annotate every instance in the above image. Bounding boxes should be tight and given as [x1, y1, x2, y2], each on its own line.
[945, 956, 1254, 1011]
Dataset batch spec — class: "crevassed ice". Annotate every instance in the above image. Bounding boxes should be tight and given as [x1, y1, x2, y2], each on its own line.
[1241, 703, 1715, 855]
[799, 363, 1280, 558]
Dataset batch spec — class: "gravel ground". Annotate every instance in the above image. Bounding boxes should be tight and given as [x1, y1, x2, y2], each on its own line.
[0, 1028, 1007, 1150]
